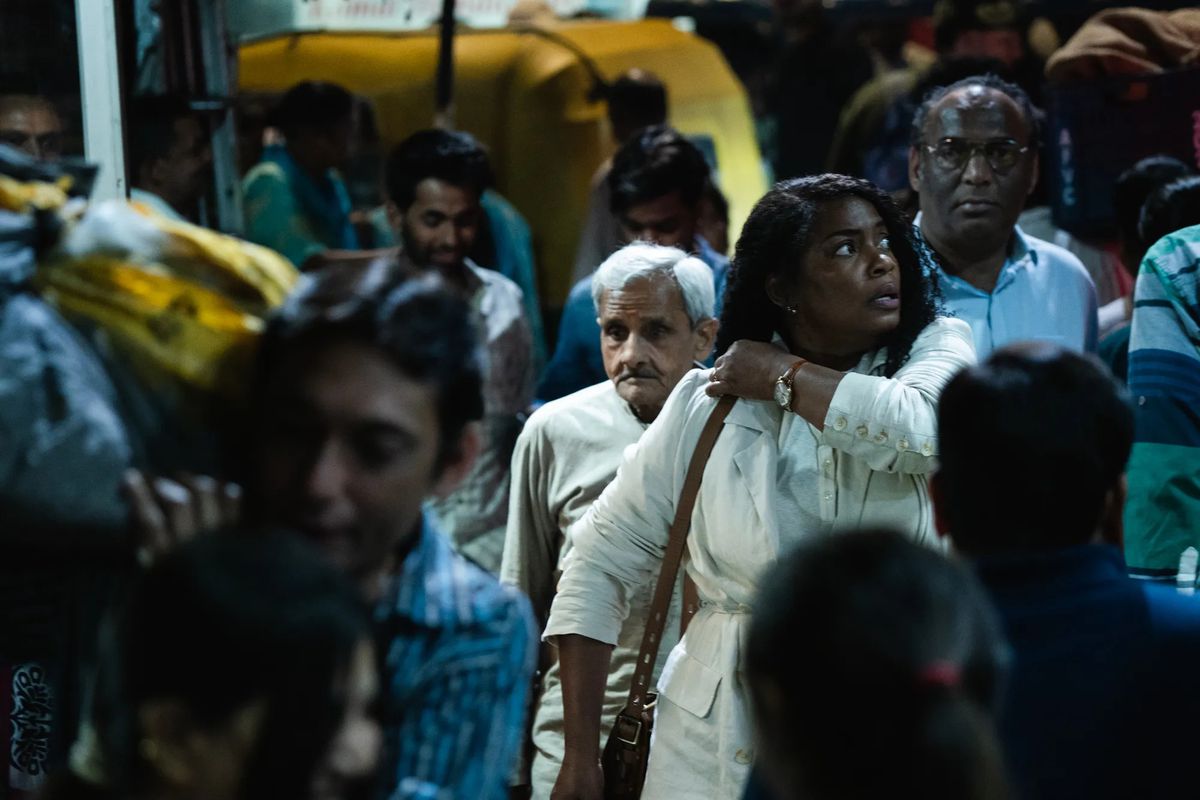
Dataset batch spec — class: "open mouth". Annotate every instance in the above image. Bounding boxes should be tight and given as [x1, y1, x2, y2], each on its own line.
[869, 284, 900, 311]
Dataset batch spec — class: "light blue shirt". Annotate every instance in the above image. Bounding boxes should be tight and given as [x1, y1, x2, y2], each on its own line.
[914, 218, 1099, 359]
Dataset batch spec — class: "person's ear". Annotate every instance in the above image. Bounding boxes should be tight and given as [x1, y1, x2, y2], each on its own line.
[908, 145, 923, 193]
[432, 422, 482, 499]
[385, 201, 403, 234]
[1097, 473, 1127, 548]
[693, 317, 720, 362]
[764, 273, 790, 310]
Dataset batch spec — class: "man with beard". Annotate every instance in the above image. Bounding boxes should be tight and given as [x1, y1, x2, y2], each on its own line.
[383, 129, 534, 573]
[128, 94, 212, 223]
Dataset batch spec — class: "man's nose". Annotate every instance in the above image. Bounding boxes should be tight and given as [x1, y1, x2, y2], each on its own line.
[619, 332, 651, 367]
[439, 224, 462, 249]
[962, 151, 994, 184]
[304, 441, 350, 501]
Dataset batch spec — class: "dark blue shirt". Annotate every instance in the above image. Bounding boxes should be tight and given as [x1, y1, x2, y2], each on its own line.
[975, 544, 1200, 800]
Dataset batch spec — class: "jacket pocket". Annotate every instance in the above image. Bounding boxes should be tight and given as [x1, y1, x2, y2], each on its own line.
[658, 651, 722, 719]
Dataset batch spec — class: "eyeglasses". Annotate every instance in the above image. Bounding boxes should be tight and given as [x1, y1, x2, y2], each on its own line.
[921, 138, 1030, 174]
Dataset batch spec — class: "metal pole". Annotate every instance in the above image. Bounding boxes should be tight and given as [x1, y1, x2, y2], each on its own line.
[197, 0, 245, 234]
[75, 0, 126, 201]
[434, 0, 457, 129]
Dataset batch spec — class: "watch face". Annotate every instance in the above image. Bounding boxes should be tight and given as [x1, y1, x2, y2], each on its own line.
[774, 379, 790, 408]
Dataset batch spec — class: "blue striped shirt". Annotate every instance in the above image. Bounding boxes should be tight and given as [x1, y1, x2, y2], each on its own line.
[375, 517, 537, 800]
[1122, 225, 1200, 579]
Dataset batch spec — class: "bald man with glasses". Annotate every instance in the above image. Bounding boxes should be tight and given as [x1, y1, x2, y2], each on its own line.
[908, 75, 1098, 358]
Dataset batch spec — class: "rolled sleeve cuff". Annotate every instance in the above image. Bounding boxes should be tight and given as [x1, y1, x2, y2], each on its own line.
[824, 372, 938, 459]
[543, 566, 627, 647]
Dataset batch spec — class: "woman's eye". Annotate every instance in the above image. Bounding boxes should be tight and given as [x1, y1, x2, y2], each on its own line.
[834, 241, 855, 257]
[879, 237, 891, 251]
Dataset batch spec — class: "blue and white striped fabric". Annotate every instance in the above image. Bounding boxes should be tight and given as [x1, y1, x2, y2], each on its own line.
[1123, 225, 1200, 580]
[375, 516, 537, 800]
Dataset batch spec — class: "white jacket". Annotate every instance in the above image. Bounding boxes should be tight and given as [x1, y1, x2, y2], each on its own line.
[544, 316, 975, 799]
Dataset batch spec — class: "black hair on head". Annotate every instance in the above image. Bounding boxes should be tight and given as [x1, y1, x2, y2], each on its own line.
[607, 125, 709, 216]
[1115, 156, 1194, 261]
[253, 258, 485, 470]
[1138, 175, 1200, 255]
[127, 94, 199, 175]
[384, 128, 492, 210]
[96, 529, 370, 800]
[717, 173, 940, 377]
[605, 70, 667, 133]
[747, 528, 1010, 800]
[937, 344, 1134, 554]
[272, 81, 355, 138]
[910, 72, 1043, 149]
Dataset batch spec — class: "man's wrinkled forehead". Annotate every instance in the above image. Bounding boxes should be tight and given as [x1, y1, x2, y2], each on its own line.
[926, 86, 1029, 141]
[598, 272, 688, 321]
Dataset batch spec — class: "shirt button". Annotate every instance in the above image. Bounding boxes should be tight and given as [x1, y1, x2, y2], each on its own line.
[735, 748, 753, 765]
[897, 438, 910, 451]
[833, 416, 848, 431]
[856, 425, 869, 438]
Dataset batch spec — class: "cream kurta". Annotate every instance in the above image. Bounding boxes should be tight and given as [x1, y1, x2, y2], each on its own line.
[499, 381, 683, 799]
[544, 316, 975, 799]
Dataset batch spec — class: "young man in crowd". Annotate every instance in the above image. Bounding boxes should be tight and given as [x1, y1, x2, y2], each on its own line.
[908, 74, 1098, 358]
[500, 243, 718, 798]
[540, 125, 726, 400]
[933, 342, 1200, 800]
[128, 266, 537, 800]
[127, 94, 213, 223]
[1099, 159, 1196, 383]
[571, 69, 668, 285]
[384, 129, 534, 573]
[0, 92, 64, 162]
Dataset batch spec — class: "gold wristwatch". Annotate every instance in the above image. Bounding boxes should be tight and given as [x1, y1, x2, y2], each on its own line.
[773, 359, 808, 410]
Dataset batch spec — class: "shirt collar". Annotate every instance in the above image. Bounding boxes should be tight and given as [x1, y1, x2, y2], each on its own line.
[912, 213, 1037, 293]
[378, 514, 470, 630]
[694, 235, 720, 267]
[377, 513, 509, 631]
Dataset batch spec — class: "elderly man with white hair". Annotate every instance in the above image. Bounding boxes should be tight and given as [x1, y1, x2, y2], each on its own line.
[500, 242, 718, 798]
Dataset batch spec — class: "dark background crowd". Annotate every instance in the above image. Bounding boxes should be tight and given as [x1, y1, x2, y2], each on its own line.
[1, 1, 1199, 800]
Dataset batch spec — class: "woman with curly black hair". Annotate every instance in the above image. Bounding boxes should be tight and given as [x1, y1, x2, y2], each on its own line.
[546, 174, 975, 800]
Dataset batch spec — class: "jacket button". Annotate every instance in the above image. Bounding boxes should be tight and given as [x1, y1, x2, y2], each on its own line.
[856, 425, 869, 438]
[874, 431, 888, 444]
[833, 416, 848, 431]
[897, 438, 909, 451]
[921, 442, 934, 456]
[735, 748, 753, 765]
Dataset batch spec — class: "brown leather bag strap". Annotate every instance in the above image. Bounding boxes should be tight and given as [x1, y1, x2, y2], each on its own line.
[625, 395, 735, 713]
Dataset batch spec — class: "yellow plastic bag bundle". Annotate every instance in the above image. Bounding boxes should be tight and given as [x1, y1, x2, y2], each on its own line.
[36, 201, 298, 398]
